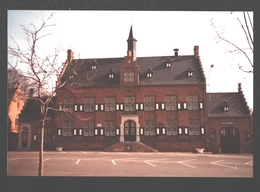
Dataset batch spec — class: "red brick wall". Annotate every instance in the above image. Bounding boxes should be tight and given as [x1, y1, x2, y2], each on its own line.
[208, 116, 253, 153]
[55, 84, 207, 152]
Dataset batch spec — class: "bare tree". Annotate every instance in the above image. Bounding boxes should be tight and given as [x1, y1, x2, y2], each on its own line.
[210, 12, 253, 73]
[8, 12, 84, 176]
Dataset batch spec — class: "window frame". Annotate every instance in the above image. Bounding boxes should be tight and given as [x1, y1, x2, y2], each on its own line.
[144, 96, 155, 111]
[188, 120, 200, 135]
[124, 96, 135, 111]
[124, 72, 135, 82]
[165, 96, 177, 111]
[84, 97, 95, 112]
[187, 95, 199, 110]
[105, 96, 116, 112]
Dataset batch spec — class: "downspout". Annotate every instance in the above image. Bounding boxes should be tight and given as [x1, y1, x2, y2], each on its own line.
[203, 84, 209, 152]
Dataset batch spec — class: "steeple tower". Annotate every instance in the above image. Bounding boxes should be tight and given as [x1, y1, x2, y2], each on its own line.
[127, 25, 137, 61]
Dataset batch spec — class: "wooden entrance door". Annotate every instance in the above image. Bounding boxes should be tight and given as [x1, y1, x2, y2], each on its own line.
[22, 127, 28, 148]
[220, 128, 240, 153]
[124, 120, 136, 141]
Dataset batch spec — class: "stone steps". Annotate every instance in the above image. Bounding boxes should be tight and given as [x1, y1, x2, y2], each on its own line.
[103, 142, 158, 152]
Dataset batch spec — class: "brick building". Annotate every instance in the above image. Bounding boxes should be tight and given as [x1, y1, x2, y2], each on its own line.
[14, 26, 252, 153]
[207, 83, 252, 154]
[8, 84, 25, 150]
[54, 26, 208, 152]
[17, 93, 55, 150]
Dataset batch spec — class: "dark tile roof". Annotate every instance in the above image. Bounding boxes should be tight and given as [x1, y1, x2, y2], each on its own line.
[19, 97, 55, 121]
[207, 92, 250, 117]
[62, 55, 205, 87]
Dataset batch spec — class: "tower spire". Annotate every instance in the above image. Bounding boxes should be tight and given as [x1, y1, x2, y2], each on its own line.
[127, 25, 137, 61]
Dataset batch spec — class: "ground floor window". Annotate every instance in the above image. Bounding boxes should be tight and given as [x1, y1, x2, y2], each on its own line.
[105, 121, 116, 136]
[188, 120, 200, 135]
[83, 128, 94, 136]
[166, 120, 177, 135]
[38, 127, 53, 141]
[144, 120, 155, 136]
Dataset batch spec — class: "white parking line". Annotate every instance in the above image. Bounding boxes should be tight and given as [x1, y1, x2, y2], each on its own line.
[245, 161, 253, 165]
[7, 158, 19, 161]
[80, 151, 88, 154]
[62, 151, 66, 153]
[38, 158, 49, 163]
[111, 160, 117, 165]
[211, 160, 238, 169]
[144, 161, 156, 167]
[76, 159, 81, 164]
[177, 159, 197, 168]
[145, 158, 168, 162]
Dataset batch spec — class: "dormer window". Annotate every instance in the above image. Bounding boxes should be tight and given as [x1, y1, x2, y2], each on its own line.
[91, 60, 98, 70]
[224, 106, 229, 112]
[165, 57, 172, 68]
[222, 100, 230, 112]
[92, 65, 97, 70]
[109, 74, 114, 79]
[108, 68, 116, 79]
[146, 67, 153, 78]
[187, 67, 194, 77]
[166, 62, 172, 68]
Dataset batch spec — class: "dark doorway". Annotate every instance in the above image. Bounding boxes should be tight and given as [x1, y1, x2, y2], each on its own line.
[220, 128, 240, 153]
[124, 120, 136, 141]
[22, 127, 28, 148]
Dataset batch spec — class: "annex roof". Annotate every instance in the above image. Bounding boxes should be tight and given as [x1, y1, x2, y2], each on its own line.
[61, 54, 205, 87]
[207, 92, 250, 117]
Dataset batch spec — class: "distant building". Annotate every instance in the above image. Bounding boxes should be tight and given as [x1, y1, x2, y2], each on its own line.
[8, 84, 24, 150]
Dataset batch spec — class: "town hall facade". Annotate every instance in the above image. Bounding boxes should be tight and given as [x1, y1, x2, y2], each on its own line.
[16, 26, 252, 153]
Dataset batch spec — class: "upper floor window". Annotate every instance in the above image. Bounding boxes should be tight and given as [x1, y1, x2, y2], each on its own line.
[84, 97, 95, 112]
[188, 120, 200, 135]
[144, 96, 155, 111]
[165, 96, 177, 110]
[222, 100, 230, 112]
[83, 121, 94, 136]
[105, 96, 116, 112]
[108, 68, 116, 79]
[146, 67, 153, 78]
[187, 67, 194, 77]
[105, 121, 116, 136]
[15, 118, 19, 126]
[64, 97, 74, 111]
[166, 120, 177, 135]
[124, 72, 134, 82]
[63, 121, 74, 136]
[165, 62, 172, 68]
[124, 96, 135, 111]
[91, 60, 98, 70]
[144, 120, 155, 136]
[187, 95, 198, 110]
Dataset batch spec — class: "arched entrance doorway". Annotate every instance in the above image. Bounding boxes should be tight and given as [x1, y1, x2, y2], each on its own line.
[124, 120, 136, 141]
[220, 127, 240, 153]
[21, 127, 28, 148]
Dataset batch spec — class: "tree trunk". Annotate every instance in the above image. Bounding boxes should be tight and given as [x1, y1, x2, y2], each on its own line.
[38, 121, 44, 176]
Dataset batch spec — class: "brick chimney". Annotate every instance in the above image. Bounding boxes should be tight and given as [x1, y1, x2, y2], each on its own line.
[238, 83, 242, 92]
[174, 48, 179, 57]
[67, 49, 74, 62]
[194, 45, 199, 58]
